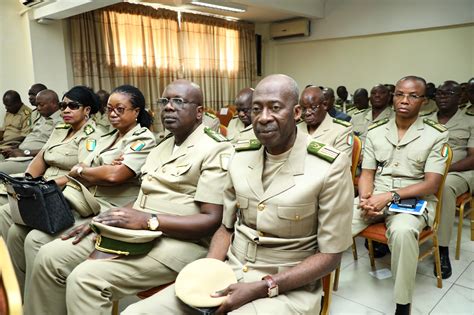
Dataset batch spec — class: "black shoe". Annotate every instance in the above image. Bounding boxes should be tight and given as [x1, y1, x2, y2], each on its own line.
[395, 303, 410, 315]
[434, 251, 452, 279]
[364, 239, 390, 258]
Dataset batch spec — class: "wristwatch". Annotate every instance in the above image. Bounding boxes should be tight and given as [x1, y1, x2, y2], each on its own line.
[23, 149, 31, 156]
[391, 191, 401, 204]
[262, 275, 279, 298]
[147, 214, 159, 231]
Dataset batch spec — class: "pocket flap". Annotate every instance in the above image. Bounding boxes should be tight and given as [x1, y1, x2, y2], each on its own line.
[277, 204, 315, 221]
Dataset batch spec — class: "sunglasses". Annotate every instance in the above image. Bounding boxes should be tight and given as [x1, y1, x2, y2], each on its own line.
[59, 101, 83, 111]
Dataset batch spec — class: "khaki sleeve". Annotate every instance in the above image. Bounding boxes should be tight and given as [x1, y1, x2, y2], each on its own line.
[425, 131, 450, 175]
[317, 152, 354, 253]
[334, 126, 353, 162]
[120, 130, 157, 175]
[361, 131, 377, 170]
[20, 112, 32, 137]
[194, 142, 233, 205]
[211, 117, 220, 132]
[468, 118, 474, 148]
[222, 158, 237, 229]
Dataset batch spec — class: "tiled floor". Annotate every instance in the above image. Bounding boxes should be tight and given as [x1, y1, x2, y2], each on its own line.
[119, 217, 474, 314]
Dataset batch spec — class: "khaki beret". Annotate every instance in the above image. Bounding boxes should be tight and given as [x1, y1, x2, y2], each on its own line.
[63, 176, 100, 217]
[90, 221, 162, 256]
[175, 258, 237, 308]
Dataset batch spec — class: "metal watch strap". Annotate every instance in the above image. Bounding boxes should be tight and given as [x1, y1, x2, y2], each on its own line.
[262, 275, 278, 298]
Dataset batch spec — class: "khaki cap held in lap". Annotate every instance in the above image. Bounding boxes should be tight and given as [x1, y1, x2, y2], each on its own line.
[90, 221, 162, 256]
[175, 258, 237, 308]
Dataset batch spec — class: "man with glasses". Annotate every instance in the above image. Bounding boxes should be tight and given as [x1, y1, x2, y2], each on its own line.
[352, 76, 449, 315]
[427, 80, 474, 279]
[0, 89, 62, 174]
[24, 79, 233, 315]
[298, 86, 353, 159]
[227, 87, 254, 142]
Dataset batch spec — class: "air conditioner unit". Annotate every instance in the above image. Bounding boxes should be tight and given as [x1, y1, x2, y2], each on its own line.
[270, 18, 310, 40]
[19, 0, 43, 7]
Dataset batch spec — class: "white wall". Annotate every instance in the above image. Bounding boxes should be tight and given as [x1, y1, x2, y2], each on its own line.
[259, 24, 473, 93]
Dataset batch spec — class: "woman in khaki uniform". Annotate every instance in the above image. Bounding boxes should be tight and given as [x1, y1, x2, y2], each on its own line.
[0, 85, 101, 294]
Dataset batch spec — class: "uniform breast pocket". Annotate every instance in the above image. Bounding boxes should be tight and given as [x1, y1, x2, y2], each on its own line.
[407, 149, 430, 174]
[236, 195, 256, 226]
[171, 163, 192, 177]
[277, 203, 316, 237]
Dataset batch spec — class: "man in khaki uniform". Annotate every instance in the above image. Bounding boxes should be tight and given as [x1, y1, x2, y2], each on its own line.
[227, 87, 253, 141]
[0, 89, 62, 174]
[24, 79, 233, 315]
[427, 81, 474, 279]
[204, 111, 221, 132]
[27, 83, 47, 126]
[0, 90, 32, 152]
[352, 76, 449, 315]
[419, 83, 438, 117]
[347, 88, 369, 117]
[351, 84, 393, 146]
[125, 74, 353, 314]
[298, 86, 353, 160]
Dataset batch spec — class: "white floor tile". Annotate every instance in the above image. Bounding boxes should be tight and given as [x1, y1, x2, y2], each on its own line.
[430, 284, 474, 315]
[330, 294, 384, 315]
[455, 262, 474, 290]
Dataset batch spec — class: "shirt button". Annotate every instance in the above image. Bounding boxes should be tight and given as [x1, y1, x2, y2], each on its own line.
[394, 162, 399, 167]
[257, 204, 265, 211]
[396, 146, 400, 150]
[162, 167, 166, 173]
[242, 265, 248, 272]
[295, 215, 300, 220]
[147, 175, 152, 181]
[236, 202, 240, 208]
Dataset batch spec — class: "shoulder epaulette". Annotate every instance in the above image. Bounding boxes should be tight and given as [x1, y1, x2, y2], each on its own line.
[205, 111, 217, 119]
[465, 105, 474, 116]
[419, 110, 436, 117]
[423, 118, 447, 132]
[459, 103, 468, 110]
[101, 129, 118, 137]
[333, 118, 352, 127]
[55, 123, 70, 129]
[354, 108, 368, 115]
[368, 118, 389, 131]
[307, 141, 340, 163]
[231, 115, 239, 119]
[204, 127, 228, 142]
[23, 109, 31, 115]
[84, 124, 95, 135]
[133, 127, 147, 136]
[234, 139, 261, 152]
[157, 132, 174, 146]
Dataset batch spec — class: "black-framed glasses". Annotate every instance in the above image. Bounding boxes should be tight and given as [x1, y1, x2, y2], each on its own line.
[106, 106, 134, 116]
[393, 93, 425, 101]
[157, 97, 193, 108]
[301, 104, 320, 114]
[59, 101, 83, 111]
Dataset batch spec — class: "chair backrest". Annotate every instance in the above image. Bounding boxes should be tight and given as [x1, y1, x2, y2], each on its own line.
[432, 144, 453, 232]
[351, 135, 362, 183]
[0, 237, 22, 315]
[219, 124, 228, 137]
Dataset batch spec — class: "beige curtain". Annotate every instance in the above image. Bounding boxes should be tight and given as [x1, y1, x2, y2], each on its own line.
[180, 13, 256, 110]
[70, 3, 180, 132]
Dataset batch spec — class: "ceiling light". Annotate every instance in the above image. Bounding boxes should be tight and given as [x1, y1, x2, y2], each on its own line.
[190, 1, 246, 13]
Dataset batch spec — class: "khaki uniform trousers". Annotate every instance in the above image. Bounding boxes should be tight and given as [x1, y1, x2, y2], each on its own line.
[438, 174, 469, 247]
[25, 235, 178, 315]
[0, 198, 12, 239]
[0, 159, 30, 175]
[352, 198, 434, 305]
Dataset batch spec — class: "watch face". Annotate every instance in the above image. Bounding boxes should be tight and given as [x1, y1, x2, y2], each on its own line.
[149, 217, 159, 230]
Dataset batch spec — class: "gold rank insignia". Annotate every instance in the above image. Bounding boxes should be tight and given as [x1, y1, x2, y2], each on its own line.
[234, 139, 261, 151]
[130, 140, 145, 151]
[204, 127, 228, 142]
[85, 139, 97, 152]
[423, 118, 447, 132]
[84, 124, 95, 135]
[333, 118, 352, 127]
[55, 123, 70, 129]
[307, 141, 340, 163]
[368, 118, 389, 131]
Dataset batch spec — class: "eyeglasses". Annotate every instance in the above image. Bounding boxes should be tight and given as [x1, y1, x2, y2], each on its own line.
[59, 101, 83, 111]
[237, 107, 251, 114]
[436, 90, 458, 97]
[393, 93, 425, 101]
[106, 106, 134, 116]
[157, 97, 193, 108]
[302, 104, 320, 113]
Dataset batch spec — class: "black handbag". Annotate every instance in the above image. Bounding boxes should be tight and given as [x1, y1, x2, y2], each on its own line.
[0, 172, 75, 234]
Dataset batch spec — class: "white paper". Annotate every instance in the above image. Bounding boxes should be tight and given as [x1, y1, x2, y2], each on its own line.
[219, 108, 228, 115]
[369, 268, 392, 280]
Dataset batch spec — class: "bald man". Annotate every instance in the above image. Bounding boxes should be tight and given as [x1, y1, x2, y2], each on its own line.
[0, 90, 32, 153]
[125, 74, 353, 315]
[27, 83, 47, 126]
[25, 79, 233, 315]
[0, 90, 62, 174]
[298, 86, 353, 160]
[227, 87, 255, 142]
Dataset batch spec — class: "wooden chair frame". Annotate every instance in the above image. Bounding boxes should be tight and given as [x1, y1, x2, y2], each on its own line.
[0, 237, 22, 315]
[455, 192, 473, 259]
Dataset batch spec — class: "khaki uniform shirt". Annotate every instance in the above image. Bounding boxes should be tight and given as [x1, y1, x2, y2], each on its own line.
[419, 99, 438, 117]
[29, 108, 41, 127]
[351, 107, 393, 146]
[2, 104, 32, 144]
[231, 124, 256, 144]
[222, 130, 353, 311]
[427, 109, 474, 191]
[42, 122, 100, 180]
[297, 114, 353, 160]
[92, 112, 113, 134]
[19, 110, 62, 151]
[134, 123, 233, 272]
[226, 116, 245, 140]
[82, 124, 156, 208]
[203, 112, 220, 133]
[363, 117, 449, 222]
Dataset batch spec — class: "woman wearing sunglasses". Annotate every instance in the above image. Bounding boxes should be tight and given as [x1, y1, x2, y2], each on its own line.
[11, 85, 156, 297]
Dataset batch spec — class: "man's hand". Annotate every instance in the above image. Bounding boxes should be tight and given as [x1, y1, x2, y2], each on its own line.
[69, 163, 87, 178]
[93, 208, 150, 230]
[111, 154, 124, 166]
[360, 192, 391, 218]
[61, 222, 93, 245]
[212, 281, 267, 314]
